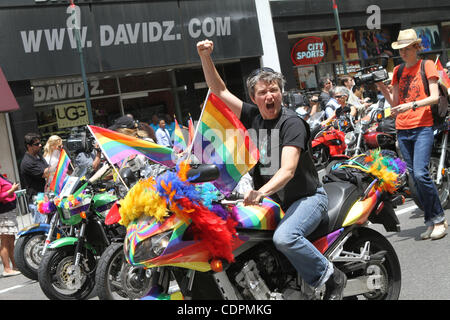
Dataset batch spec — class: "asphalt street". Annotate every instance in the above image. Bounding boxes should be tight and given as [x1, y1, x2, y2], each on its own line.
[1, 199, 449, 300]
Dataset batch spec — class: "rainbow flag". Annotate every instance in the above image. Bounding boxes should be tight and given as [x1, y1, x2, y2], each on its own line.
[172, 118, 187, 153]
[87, 125, 176, 167]
[188, 115, 195, 147]
[191, 92, 259, 194]
[232, 197, 284, 230]
[49, 149, 71, 195]
[436, 59, 450, 89]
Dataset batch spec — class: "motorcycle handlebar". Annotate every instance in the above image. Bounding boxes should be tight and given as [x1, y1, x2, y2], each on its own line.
[221, 192, 265, 205]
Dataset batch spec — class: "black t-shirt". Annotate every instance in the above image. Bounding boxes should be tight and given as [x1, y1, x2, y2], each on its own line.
[20, 152, 48, 202]
[240, 102, 320, 210]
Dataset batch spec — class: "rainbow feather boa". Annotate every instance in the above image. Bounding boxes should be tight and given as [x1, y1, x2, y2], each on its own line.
[339, 149, 407, 193]
[36, 193, 57, 214]
[118, 161, 238, 262]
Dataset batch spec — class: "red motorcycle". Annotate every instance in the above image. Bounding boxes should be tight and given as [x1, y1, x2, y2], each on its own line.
[309, 109, 352, 170]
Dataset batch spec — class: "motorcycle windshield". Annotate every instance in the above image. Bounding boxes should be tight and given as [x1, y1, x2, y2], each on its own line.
[59, 166, 91, 197]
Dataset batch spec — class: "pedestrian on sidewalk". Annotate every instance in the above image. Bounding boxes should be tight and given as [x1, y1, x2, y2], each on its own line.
[0, 165, 21, 277]
[376, 29, 447, 240]
[43, 135, 63, 191]
[20, 133, 49, 224]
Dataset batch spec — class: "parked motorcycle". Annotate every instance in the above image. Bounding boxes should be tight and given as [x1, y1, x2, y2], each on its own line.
[310, 107, 354, 170]
[94, 159, 167, 300]
[14, 166, 91, 280]
[345, 106, 397, 158]
[121, 157, 404, 300]
[37, 164, 122, 300]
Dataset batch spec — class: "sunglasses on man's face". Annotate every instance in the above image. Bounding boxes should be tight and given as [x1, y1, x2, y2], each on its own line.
[32, 142, 42, 147]
[249, 67, 276, 78]
[335, 95, 347, 98]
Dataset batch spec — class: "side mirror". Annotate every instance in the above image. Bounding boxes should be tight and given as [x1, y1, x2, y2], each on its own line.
[187, 164, 220, 183]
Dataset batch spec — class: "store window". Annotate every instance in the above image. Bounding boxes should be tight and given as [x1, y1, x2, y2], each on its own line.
[410, 24, 445, 67]
[440, 22, 450, 63]
[118, 71, 174, 124]
[32, 76, 121, 140]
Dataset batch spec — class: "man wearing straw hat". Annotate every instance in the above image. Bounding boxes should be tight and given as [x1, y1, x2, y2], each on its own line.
[376, 29, 447, 240]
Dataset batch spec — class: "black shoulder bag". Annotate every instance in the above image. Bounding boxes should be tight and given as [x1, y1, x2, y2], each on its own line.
[0, 175, 17, 214]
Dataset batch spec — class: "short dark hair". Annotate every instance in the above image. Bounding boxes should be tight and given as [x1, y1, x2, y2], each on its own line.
[24, 133, 41, 148]
[318, 77, 332, 90]
[339, 75, 353, 86]
[352, 85, 363, 93]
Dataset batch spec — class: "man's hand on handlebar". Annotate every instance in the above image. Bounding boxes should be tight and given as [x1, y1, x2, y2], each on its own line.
[243, 189, 265, 206]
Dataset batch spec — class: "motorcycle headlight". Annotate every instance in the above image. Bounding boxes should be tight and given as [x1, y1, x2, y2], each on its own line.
[133, 230, 173, 263]
[345, 132, 356, 146]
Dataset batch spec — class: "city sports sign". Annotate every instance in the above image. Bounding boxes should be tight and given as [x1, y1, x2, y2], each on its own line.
[290, 36, 327, 66]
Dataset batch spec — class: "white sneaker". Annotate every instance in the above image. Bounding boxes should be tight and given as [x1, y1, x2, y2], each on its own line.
[420, 226, 434, 240]
[431, 222, 448, 240]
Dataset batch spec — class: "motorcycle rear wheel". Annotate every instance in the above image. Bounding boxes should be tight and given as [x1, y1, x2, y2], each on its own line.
[14, 233, 46, 281]
[408, 157, 450, 210]
[95, 242, 153, 300]
[341, 227, 401, 300]
[38, 246, 96, 300]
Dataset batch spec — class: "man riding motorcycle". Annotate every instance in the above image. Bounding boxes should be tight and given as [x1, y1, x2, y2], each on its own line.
[197, 39, 346, 299]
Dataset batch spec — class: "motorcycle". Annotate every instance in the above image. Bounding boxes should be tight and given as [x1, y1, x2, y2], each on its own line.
[345, 106, 397, 158]
[408, 116, 450, 209]
[13, 166, 91, 280]
[94, 158, 167, 300]
[37, 163, 122, 300]
[310, 107, 354, 171]
[120, 156, 404, 300]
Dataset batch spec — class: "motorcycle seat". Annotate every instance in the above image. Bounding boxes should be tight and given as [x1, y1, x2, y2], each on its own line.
[308, 181, 360, 241]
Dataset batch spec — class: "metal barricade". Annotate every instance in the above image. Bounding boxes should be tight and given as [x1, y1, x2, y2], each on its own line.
[14, 189, 32, 229]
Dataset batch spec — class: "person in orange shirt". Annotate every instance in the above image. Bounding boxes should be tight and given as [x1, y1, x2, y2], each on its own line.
[377, 29, 447, 240]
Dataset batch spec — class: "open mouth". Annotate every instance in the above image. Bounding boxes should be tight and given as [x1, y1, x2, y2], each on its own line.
[266, 102, 275, 110]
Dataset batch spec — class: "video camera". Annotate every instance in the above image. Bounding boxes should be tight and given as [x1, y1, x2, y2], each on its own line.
[283, 90, 314, 110]
[66, 126, 97, 158]
[354, 65, 389, 86]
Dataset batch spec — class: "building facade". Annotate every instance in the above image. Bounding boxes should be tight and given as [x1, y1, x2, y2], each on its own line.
[2, 0, 275, 181]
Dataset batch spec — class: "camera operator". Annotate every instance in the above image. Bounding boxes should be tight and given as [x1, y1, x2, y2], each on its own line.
[73, 142, 101, 172]
[376, 29, 446, 240]
[67, 127, 102, 172]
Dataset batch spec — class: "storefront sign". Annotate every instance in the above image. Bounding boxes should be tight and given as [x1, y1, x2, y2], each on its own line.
[291, 37, 327, 66]
[0, 0, 262, 81]
[55, 102, 89, 129]
[0, 0, 145, 7]
[34, 80, 104, 103]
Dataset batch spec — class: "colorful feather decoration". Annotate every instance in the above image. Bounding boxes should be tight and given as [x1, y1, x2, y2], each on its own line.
[118, 161, 238, 262]
[343, 149, 406, 193]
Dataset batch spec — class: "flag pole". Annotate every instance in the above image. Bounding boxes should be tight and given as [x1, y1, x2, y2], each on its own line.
[435, 54, 440, 66]
[86, 125, 129, 190]
[331, 0, 347, 74]
[185, 88, 211, 160]
[63, 147, 75, 171]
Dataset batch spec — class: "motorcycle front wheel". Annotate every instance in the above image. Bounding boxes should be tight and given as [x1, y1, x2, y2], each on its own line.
[95, 242, 153, 300]
[38, 245, 96, 300]
[341, 227, 401, 300]
[14, 233, 46, 280]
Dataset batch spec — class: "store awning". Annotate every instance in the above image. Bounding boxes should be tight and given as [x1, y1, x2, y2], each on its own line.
[0, 67, 19, 112]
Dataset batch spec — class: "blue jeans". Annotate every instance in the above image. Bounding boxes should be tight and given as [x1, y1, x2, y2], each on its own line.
[273, 186, 332, 288]
[29, 204, 47, 224]
[397, 126, 445, 226]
